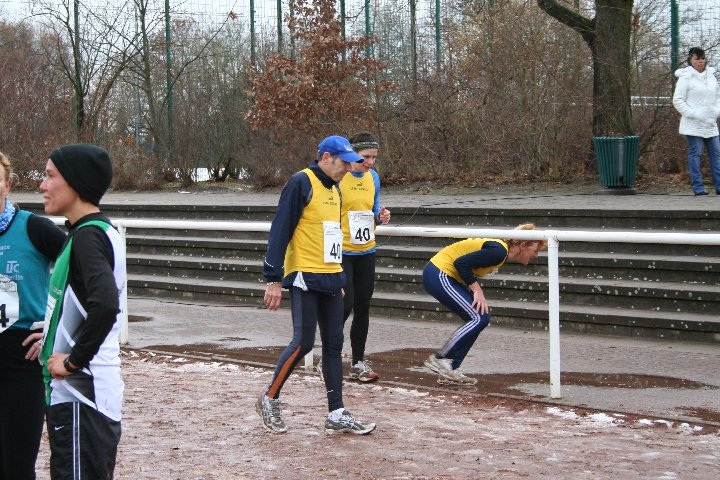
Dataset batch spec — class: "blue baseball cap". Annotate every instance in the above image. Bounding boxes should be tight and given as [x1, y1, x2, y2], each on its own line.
[317, 135, 364, 163]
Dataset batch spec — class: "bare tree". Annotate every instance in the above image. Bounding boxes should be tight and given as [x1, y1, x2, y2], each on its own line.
[129, 0, 234, 177]
[131, 0, 166, 166]
[33, 0, 138, 141]
[166, 18, 254, 186]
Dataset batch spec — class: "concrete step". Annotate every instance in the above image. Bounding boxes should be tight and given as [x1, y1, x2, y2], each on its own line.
[104, 204, 277, 222]
[127, 254, 262, 279]
[378, 228, 720, 257]
[375, 246, 720, 283]
[21, 200, 720, 233]
[530, 251, 720, 283]
[373, 269, 720, 314]
[384, 205, 720, 231]
[127, 235, 267, 259]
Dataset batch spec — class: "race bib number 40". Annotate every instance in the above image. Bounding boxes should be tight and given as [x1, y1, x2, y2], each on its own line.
[348, 210, 375, 245]
[323, 221, 343, 263]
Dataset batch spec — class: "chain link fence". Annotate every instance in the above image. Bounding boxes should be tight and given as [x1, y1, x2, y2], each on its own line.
[3, 0, 720, 90]
[676, 0, 720, 50]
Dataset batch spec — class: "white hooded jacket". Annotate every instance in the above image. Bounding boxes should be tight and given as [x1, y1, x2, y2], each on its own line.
[672, 65, 720, 138]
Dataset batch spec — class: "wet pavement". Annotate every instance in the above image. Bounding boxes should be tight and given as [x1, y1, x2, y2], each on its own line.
[126, 296, 720, 427]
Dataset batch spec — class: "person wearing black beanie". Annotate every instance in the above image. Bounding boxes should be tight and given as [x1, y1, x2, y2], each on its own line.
[40, 144, 125, 479]
[47, 143, 113, 206]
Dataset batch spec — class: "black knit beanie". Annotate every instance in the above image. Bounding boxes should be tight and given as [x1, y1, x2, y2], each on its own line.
[48, 144, 113, 206]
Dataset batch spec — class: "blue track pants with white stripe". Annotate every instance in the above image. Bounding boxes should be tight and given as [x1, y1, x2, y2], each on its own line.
[422, 262, 490, 370]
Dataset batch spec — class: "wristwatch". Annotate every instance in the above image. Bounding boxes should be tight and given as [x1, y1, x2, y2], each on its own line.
[63, 356, 80, 374]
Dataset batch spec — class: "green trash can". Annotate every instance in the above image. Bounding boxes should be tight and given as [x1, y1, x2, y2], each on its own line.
[593, 135, 640, 188]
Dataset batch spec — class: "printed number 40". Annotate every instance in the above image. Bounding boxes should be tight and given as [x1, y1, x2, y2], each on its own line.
[354, 228, 371, 243]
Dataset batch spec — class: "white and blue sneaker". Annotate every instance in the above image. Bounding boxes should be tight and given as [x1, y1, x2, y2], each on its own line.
[324, 410, 376, 435]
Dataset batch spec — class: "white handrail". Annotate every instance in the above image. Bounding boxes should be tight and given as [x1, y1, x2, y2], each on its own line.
[52, 217, 720, 399]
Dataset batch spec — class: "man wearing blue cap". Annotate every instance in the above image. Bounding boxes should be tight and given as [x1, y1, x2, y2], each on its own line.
[257, 135, 376, 435]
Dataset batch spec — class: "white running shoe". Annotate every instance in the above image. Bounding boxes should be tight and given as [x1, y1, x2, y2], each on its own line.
[324, 410, 376, 435]
[425, 354, 477, 385]
[436, 370, 478, 385]
[424, 354, 453, 374]
[349, 360, 380, 382]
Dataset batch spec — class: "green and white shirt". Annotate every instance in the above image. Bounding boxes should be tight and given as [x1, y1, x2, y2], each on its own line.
[41, 215, 126, 421]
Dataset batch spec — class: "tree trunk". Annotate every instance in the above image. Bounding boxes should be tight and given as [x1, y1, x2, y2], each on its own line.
[136, 0, 166, 174]
[590, 1, 634, 136]
[72, 0, 85, 139]
[537, 0, 635, 136]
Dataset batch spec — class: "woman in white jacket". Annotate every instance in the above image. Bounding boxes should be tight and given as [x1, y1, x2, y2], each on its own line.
[672, 47, 720, 195]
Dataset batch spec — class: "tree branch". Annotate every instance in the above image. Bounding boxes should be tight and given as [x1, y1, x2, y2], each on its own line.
[536, 0, 594, 44]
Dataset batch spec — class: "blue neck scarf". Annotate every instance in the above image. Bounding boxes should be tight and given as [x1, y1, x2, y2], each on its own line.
[0, 199, 17, 233]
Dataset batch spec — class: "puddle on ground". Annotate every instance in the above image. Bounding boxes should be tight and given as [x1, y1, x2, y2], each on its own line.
[140, 343, 720, 424]
[682, 407, 720, 421]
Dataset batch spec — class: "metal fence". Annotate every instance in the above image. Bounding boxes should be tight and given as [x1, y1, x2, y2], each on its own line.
[2, 0, 720, 81]
[676, 0, 720, 50]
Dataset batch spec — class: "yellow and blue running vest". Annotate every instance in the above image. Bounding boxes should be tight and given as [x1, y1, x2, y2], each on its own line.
[430, 238, 508, 284]
[339, 171, 377, 253]
[284, 168, 344, 277]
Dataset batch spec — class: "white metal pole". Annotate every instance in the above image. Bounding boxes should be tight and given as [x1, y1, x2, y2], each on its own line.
[117, 222, 129, 345]
[304, 351, 314, 372]
[547, 234, 561, 398]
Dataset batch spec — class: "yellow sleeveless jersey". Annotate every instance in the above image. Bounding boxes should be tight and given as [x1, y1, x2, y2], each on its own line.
[429, 238, 508, 284]
[339, 171, 377, 252]
[284, 168, 344, 277]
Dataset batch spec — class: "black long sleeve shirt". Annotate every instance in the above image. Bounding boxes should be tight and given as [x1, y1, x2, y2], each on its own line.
[65, 213, 120, 369]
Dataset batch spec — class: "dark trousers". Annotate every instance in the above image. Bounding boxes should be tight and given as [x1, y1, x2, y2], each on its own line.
[0, 329, 45, 480]
[47, 402, 121, 480]
[422, 262, 491, 369]
[266, 287, 345, 412]
[342, 252, 376, 364]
